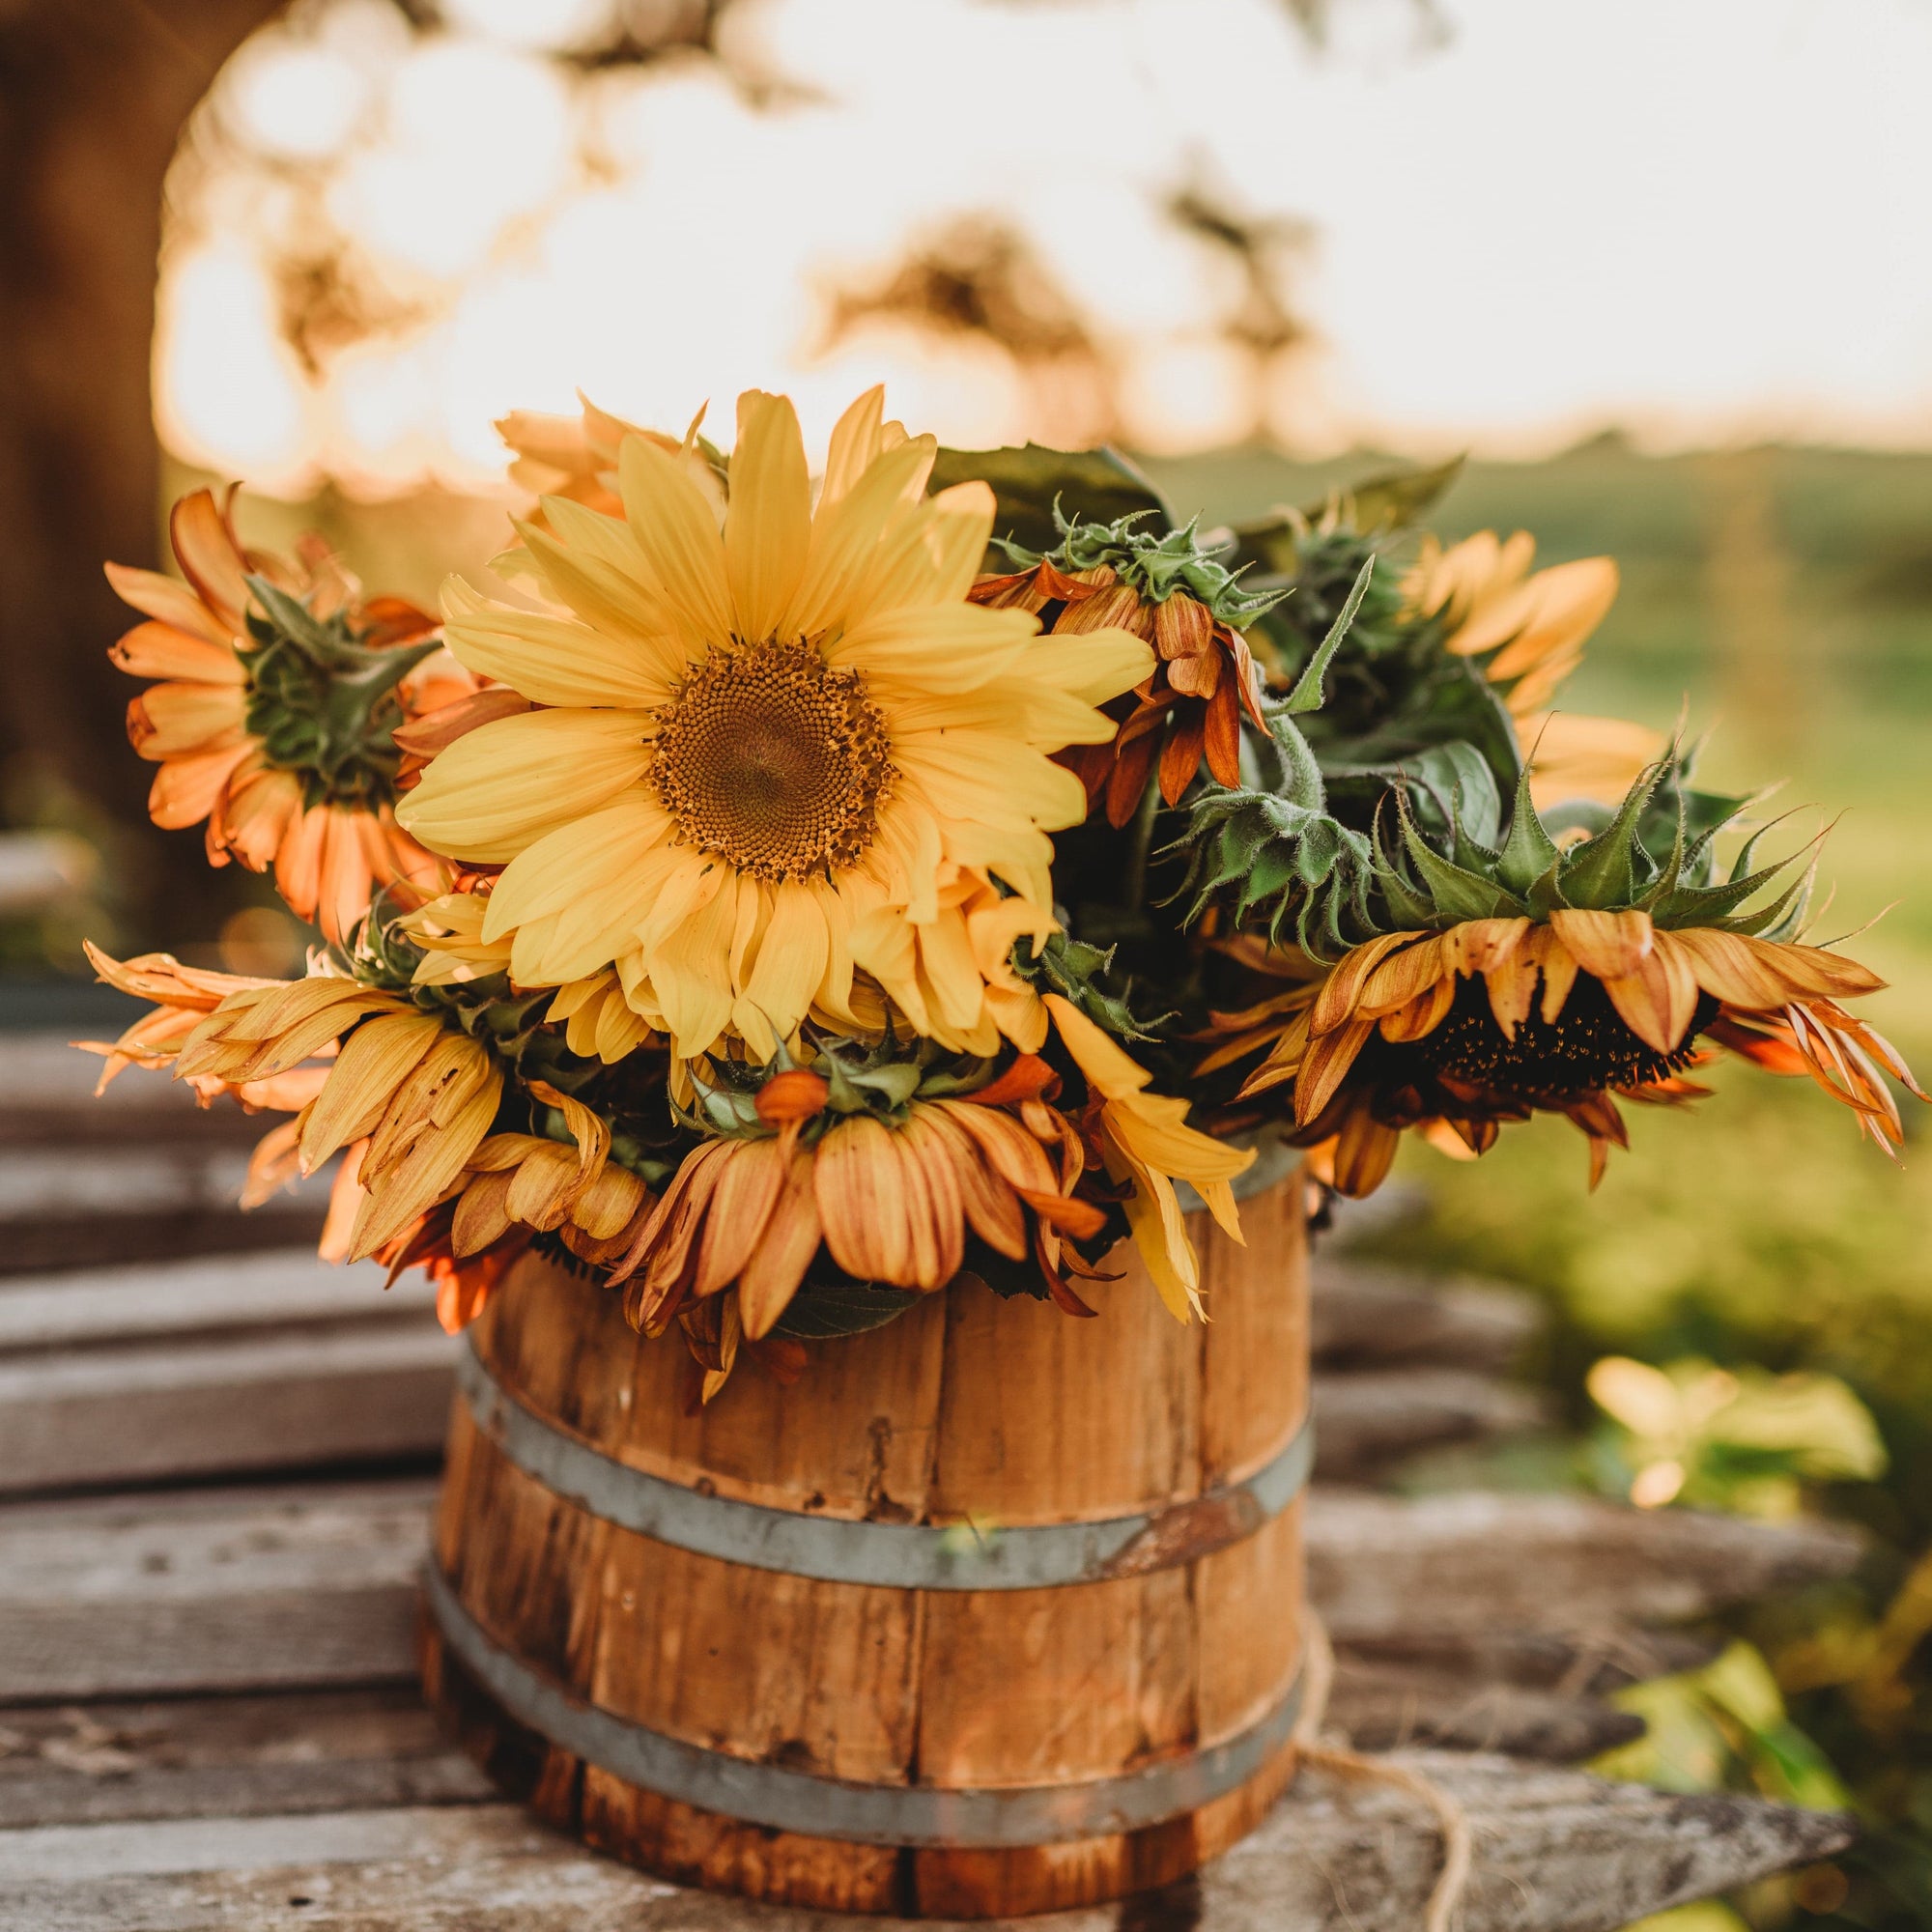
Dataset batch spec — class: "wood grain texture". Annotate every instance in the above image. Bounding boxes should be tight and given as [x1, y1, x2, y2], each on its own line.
[1308, 1489, 1865, 1641]
[0, 1324, 456, 1493]
[0, 1764, 1855, 1931]
[430, 1182, 1311, 1916]
[0, 1690, 491, 1828]
[0, 1480, 437, 1699]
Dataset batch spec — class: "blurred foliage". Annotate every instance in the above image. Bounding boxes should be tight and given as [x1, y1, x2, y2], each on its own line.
[1588, 1356, 1887, 1519]
[1137, 439, 1932, 1929]
[1595, 1637, 1850, 1809]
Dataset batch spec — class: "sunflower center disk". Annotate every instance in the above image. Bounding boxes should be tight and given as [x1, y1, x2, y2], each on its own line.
[649, 639, 895, 883]
[1414, 973, 1719, 1098]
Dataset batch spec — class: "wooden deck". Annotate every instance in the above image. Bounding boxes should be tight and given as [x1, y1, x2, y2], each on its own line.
[0, 1035, 1858, 1928]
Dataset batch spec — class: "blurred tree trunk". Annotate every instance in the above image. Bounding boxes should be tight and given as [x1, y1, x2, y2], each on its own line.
[0, 0, 283, 949]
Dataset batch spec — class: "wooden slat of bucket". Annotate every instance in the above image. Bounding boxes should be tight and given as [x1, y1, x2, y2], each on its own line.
[428, 1179, 1310, 1918]
[482, 1260, 950, 1520]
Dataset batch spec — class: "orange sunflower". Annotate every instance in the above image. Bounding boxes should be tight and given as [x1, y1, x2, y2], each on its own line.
[107, 488, 474, 942]
[1404, 529, 1658, 810]
[1211, 910, 1920, 1196]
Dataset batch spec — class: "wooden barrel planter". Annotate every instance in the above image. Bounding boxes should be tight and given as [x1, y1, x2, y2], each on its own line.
[422, 1166, 1311, 1918]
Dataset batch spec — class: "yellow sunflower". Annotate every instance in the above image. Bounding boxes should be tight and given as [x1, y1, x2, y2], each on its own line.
[397, 387, 1153, 1063]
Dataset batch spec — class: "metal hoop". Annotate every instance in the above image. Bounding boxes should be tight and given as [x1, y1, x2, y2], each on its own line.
[457, 1341, 1313, 1591]
[424, 1562, 1302, 1849]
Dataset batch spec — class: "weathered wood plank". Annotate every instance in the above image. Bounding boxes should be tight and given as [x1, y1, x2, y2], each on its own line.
[1336, 1628, 1722, 1696]
[1308, 1490, 1864, 1641]
[0, 1690, 491, 1827]
[1325, 1658, 1644, 1761]
[0, 1480, 1861, 1704]
[0, 1252, 432, 1352]
[0, 1656, 1631, 1843]
[0, 1481, 436, 1698]
[0, 1140, 327, 1273]
[1311, 1255, 1543, 1373]
[0, 1326, 456, 1493]
[0, 1037, 264, 1148]
[0, 1762, 1854, 1931]
[0, 1208, 328, 1277]
[1313, 1368, 1546, 1480]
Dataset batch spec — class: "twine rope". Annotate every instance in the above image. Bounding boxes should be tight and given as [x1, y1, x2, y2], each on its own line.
[1291, 1609, 1476, 1932]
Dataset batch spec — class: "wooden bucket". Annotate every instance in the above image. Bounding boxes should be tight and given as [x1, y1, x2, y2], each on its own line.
[422, 1169, 1310, 1918]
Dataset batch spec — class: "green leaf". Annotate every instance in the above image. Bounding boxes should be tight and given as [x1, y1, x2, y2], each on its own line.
[1322, 454, 1465, 534]
[774, 1275, 923, 1340]
[244, 576, 336, 658]
[1281, 555, 1375, 715]
[1403, 742, 1502, 852]
[1028, 929, 1160, 1039]
[927, 444, 1168, 554]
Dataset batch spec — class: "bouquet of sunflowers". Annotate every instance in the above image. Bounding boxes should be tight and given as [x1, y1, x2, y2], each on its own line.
[83, 386, 1922, 1399]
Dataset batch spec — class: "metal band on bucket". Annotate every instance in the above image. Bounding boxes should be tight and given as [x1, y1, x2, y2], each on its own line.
[457, 1340, 1313, 1591]
[423, 1561, 1302, 1848]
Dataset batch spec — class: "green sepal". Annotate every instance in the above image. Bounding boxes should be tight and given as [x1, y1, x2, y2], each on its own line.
[1395, 790, 1523, 923]
[1655, 838, 1813, 931]
[1558, 761, 1666, 910]
[1370, 811, 1436, 928]
[1018, 928, 1161, 1041]
[242, 575, 443, 810]
[817, 1040, 923, 1113]
[1636, 795, 1690, 912]
[1228, 456, 1464, 576]
[1496, 764, 1564, 896]
[1724, 868, 1814, 941]
[1009, 509, 1289, 628]
[1264, 711, 1326, 813]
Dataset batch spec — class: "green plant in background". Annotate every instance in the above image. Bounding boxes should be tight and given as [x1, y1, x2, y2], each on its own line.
[1587, 1355, 1888, 1518]
[1595, 1638, 1852, 1810]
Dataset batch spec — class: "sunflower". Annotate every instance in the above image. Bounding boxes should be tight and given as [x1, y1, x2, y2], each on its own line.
[496, 395, 725, 527]
[397, 387, 1153, 1064]
[1043, 994, 1254, 1319]
[78, 943, 339, 1213]
[107, 488, 472, 942]
[178, 977, 503, 1258]
[76, 941, 285, 1092]
[1404, 529, 1660, 809]
[614, 1049, 1110, 1351]
[1205, 763, 1923, 1194]
[972, 514, 1276, 827]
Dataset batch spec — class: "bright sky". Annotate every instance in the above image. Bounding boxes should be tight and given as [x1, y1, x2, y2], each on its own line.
[156, 0, 1932, 495]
